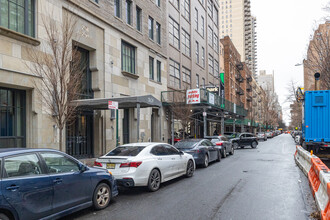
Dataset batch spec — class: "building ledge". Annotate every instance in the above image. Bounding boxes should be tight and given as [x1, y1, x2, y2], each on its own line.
[0, 26, 40, 46]
[122, 71, 139, 79]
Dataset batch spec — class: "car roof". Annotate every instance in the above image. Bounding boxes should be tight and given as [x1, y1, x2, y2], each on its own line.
[0, 148, 63, 158]
[176, 139, 204, 142]
[120, 142, 168, 147]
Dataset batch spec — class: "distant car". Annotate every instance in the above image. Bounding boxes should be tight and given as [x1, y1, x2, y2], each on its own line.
[95, 143, 195, 192]
[205, 135, 234, 158]
[257, 132, 267, 141]
[266, 132, 273, 138]
[174, 139, 221, 168]
[231, 133, 258, 149]
[0, 148, 118, 220]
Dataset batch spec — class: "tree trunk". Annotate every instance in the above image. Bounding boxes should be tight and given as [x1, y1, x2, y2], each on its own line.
[59, 128, 63, 152]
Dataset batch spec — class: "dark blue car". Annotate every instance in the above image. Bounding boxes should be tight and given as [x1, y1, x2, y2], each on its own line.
[0, 148, 118, 220]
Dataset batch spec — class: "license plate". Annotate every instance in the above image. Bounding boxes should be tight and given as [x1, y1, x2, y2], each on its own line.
[106, 163, 116, 169]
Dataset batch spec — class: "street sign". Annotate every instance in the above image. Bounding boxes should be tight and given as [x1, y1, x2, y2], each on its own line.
[209, 93, 215, 105]
[108, 101, 118, 109]
[203, 112, 207, 117]
[186, 89, 200, 104]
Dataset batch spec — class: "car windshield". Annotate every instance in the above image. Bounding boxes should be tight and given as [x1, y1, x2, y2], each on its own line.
[226, 134, 237, 139]
[106, 146, 146, 156]
[174, 140, 199, 149]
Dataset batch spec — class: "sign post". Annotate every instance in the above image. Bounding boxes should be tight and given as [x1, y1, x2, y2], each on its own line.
[108, 101, 119, 146]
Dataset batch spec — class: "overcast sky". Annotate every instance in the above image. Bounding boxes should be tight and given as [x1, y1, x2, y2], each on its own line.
[250, 0, 328, 125]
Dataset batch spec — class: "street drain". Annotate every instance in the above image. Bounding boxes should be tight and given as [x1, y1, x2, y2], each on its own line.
[243, 170, 248, 173]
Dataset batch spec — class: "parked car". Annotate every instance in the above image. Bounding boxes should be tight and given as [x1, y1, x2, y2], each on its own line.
[231, 133, 258, 149]
[205, 135, 234, 158]
[266, 132, 273, 139]
[174, 139, 221, 168]
[95, 143, 195, 192]
[257, 132, 267, 141]
[0, 148, 118, 220]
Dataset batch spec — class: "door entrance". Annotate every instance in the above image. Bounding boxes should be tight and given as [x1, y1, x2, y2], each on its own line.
[66, 111, 93, 158]
[123, 109, 130, 144]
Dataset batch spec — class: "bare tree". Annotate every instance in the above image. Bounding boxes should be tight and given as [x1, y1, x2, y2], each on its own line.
[169, 89, 193, 139]
[304, 23, 330, 90]
[285, 79, 302, 130]
[263, 92, 280, 130]
[27, 12, 83, 152]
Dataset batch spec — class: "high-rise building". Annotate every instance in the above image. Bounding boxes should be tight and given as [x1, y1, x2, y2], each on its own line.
[167, 0, 220, 90]
[219, 0, 257, 75]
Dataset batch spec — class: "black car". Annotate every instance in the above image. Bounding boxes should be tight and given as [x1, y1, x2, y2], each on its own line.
[231, 133, 258, 149]
[174, 139, 221, 168]
[205, 135, 234, 158]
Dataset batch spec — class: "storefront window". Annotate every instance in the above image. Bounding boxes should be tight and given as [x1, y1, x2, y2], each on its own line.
[0, 88, 25, 148]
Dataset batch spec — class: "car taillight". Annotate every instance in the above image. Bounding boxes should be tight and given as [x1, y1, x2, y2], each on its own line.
[325, 145, 329, 147]
[120, 161, 142, 168]
[216, 142, 223, 146]
[94, 161, 103, 167]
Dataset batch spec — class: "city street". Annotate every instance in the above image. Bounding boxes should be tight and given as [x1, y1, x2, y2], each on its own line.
[63, 134, 317, 220]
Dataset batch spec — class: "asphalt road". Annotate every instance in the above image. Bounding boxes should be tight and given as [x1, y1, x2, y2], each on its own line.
[63, 134, 317, 220]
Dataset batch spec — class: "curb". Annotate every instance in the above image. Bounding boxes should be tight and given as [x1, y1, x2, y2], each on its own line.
[294, 146, 330, 220]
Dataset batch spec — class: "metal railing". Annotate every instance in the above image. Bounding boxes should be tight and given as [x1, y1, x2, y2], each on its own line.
[161, 89, 248, 117]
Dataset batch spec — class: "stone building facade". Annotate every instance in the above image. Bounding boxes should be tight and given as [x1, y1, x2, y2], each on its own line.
[0, 0, 168, 158]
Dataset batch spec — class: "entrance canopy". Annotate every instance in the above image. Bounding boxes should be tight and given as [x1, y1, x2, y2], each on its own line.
[71, 95, 162, 110]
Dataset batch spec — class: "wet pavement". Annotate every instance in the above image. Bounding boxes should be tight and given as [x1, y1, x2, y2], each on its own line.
[62, 134, 317, 220]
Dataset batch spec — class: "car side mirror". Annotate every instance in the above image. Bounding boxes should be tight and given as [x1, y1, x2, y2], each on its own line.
[79, 164, 88, 172]
[179, 151, 184, 155]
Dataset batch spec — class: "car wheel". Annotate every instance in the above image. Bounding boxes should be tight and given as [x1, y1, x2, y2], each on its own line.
[202, 154, 209, 168]
[93, 183, 111, 210]
[233, 142, 239, 149]
[251, 141, 257, 148]
[216, 150, 221, 162]
[148, 169, 161, 192]
[222, 148, 227, 158]
[229, 146, 234, 155]
[186, 160, 194, 177]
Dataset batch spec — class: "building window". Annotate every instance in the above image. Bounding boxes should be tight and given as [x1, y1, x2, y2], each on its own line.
[195, 8, 198, 31]
[126, 0, 132, 25]
[196, 74, 199, 88]
[136, 6, 142, 31]
[0, 88, 26, 148]
[0, 0, 35, 37]
[169, 59, 181, 89]
[149, 57, 154, 80]
[156, 0, 160, 7]
[169, 17, 180, 49]
[196, 41, 199, 63]
[214, 7, 218, 26]
[214, 60, 219, 77]
[182, 0, 190, 21]
[201, 15, 204, 37]
[157, 60, 161, 82]
[208, 26, 213, 46]
[202, 46, 205, 67]
[93, 0, 99, 3]
[115, 0, 121, 17]
[121, 41, 136, 74]
[156, 22, 161, 44]
[202, 77, 205, 88]
[148, 16, 154, 40]
[77, 47, 93, 99]
[182, 28, 191, 57]
[169, 0, 179, 9]
[214, 34, 219, 53]
[207, 0, 213, 18]
[208, 54, 214, 75]
[182, 66, 191, 88]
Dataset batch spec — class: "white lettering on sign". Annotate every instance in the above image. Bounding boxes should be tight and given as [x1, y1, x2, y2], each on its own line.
[108, 101, 119, 109]
[186, 89, 201, 104]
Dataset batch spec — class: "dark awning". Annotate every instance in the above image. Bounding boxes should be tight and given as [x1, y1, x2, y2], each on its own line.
[71, 95, 162, 110]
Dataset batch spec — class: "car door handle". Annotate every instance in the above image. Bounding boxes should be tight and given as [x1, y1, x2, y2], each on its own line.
[53, 178, 63, 184]
[6, 185, 19, 191]
[157, 158, 162, 160]
[171, 158, 176, 160]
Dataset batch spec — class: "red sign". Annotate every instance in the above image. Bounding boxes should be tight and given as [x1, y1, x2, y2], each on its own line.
[108, 101, 118, 109]
[186, 89, 201, 104]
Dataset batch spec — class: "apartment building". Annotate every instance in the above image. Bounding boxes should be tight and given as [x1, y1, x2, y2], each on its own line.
[167, 0, 220, 91]
[219, 0, 257, 75]
[220, 36, 245, 107]
[0, 0, 168, 158]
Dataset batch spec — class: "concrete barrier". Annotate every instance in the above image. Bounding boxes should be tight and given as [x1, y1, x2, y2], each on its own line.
[294, 146, 330, 220]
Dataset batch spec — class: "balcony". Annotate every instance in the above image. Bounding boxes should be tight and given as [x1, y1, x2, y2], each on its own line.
[246, 75, 252, 82]
[246, 85, 252, 92]
[235, 73, 244, 83]
[236, 88, 244, 96]
[247, 96, 252, 102]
